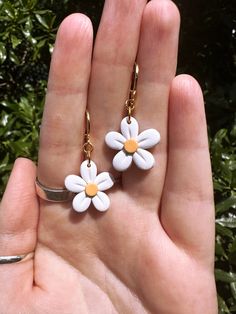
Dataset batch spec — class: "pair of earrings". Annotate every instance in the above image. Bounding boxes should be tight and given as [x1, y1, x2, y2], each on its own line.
[64, 64, 161, 213]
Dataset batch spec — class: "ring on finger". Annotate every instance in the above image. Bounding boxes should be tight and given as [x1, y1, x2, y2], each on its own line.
[0, 252, 35, 265]
[35, 178, 75, 202]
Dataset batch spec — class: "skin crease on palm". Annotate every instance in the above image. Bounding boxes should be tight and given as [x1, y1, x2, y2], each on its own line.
[0, 0, 218, 313]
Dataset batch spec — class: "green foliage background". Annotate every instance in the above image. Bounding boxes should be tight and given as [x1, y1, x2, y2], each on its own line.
[0, 0, 235, 312]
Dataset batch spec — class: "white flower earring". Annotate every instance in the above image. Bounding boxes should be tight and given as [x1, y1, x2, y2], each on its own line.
[105, 63, 161, 171]
[65, 111, 114, 213]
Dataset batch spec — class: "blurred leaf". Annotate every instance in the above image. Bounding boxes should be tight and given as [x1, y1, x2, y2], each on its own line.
[215, 269, 236, 283]
[0, 42, 6, 64]
[231, 282, 236, 300]
[11, 35, 22, 48]
[216, 196, 236, 214]
[216, 223, 234, 238]
[216, 217, 236, 229]
[229, 239, 236, 254]
[212, 129, 228, 149]
[36, 38, 46, 48]
[3, 2, 15, 19]
[0, 154, 9, 171]
[215, 241, 227, 259]
[213, 179, 227, 192]
[9, 50, 20, 65]
[35, 13, 50, 29]
[218, 295, 230, 313]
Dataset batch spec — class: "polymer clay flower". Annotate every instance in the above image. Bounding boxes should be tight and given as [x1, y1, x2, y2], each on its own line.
[105, 116, 160, 171]
[65, 161, 114, 213]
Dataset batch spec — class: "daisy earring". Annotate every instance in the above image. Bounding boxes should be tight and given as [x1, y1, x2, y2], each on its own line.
[65, 110, 114, 213]
[105, 63, 161, 172]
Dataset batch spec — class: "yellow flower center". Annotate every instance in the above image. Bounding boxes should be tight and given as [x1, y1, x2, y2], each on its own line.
[85, 183, 98, 197]
[124, 139, 138, 154]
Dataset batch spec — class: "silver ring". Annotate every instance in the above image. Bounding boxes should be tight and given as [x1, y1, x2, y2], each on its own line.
[35, 178, 75, 202]
[0, 252, 34, 265]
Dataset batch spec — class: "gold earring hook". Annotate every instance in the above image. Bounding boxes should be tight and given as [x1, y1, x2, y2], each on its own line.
[85, 109, 90, 137]
[129, 62, 139, 100]
[126, 62, 139, 123]
[83, 110, 93, 167]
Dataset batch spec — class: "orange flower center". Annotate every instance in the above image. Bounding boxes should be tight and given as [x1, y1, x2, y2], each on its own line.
[85, 183, 98, 197]
[124, 139, 138, 154]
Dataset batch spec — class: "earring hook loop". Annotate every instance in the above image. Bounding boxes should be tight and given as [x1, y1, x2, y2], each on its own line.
[83, 110, 94, 167]
[126, 62, 139, 123]
[129, 62, 139, 100]
[85, 109, 90, 137]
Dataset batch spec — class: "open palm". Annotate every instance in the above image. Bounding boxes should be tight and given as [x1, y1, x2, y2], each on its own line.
[0, 0, 217, 313]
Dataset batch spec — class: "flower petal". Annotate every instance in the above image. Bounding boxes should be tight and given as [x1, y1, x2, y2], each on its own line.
[92, 191, 110, 212]
[121, 116, 139, 139]
[113, 150, 133, 172]
[105, 131, 126, 150]
[133, 148, 155, 170]
[64, 175, 86, 193]
[72, 192, 91, 213]
[94, 172, 114, 191]
[137, 129, 161, 149]
[80, 160, 97, 183]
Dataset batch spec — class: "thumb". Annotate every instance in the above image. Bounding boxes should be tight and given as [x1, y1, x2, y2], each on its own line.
[0, 158, 39, 296]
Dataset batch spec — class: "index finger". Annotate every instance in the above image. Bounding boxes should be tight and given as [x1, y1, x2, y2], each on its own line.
[38, 14, 93, 188]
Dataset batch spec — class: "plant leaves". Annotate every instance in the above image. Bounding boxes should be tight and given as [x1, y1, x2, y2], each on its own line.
[215, 269, 236, 283]
[216, 196, 236, 214]
[0, 42, 6, 64]
[218, 295, 230, 313]
[11, 35, 22, 48]
[35, 13, 49, 29]
[216, 223, 234, 238]
[9, 50, 20, 64]
[216, 217, 236, 229]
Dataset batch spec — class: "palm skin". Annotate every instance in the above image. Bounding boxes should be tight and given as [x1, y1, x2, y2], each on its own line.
[0, 0, 217, 313]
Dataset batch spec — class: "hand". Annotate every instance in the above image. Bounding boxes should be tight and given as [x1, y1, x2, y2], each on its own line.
[0, 0, 217, 313]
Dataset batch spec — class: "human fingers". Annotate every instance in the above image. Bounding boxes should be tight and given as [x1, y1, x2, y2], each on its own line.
[123, 0, 180, 204]
[38, 14, 93, 188]
[161, 75, 215, 261]
[0, 158, 38, 297]
[88, 0, 147, 173]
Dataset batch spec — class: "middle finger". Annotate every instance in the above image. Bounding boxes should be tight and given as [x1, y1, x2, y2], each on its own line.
[88, 0, 147, 173]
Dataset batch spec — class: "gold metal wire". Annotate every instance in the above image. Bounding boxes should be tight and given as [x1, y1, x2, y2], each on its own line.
[83, 110, 94, 167]
[126, 63, 139, 123]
